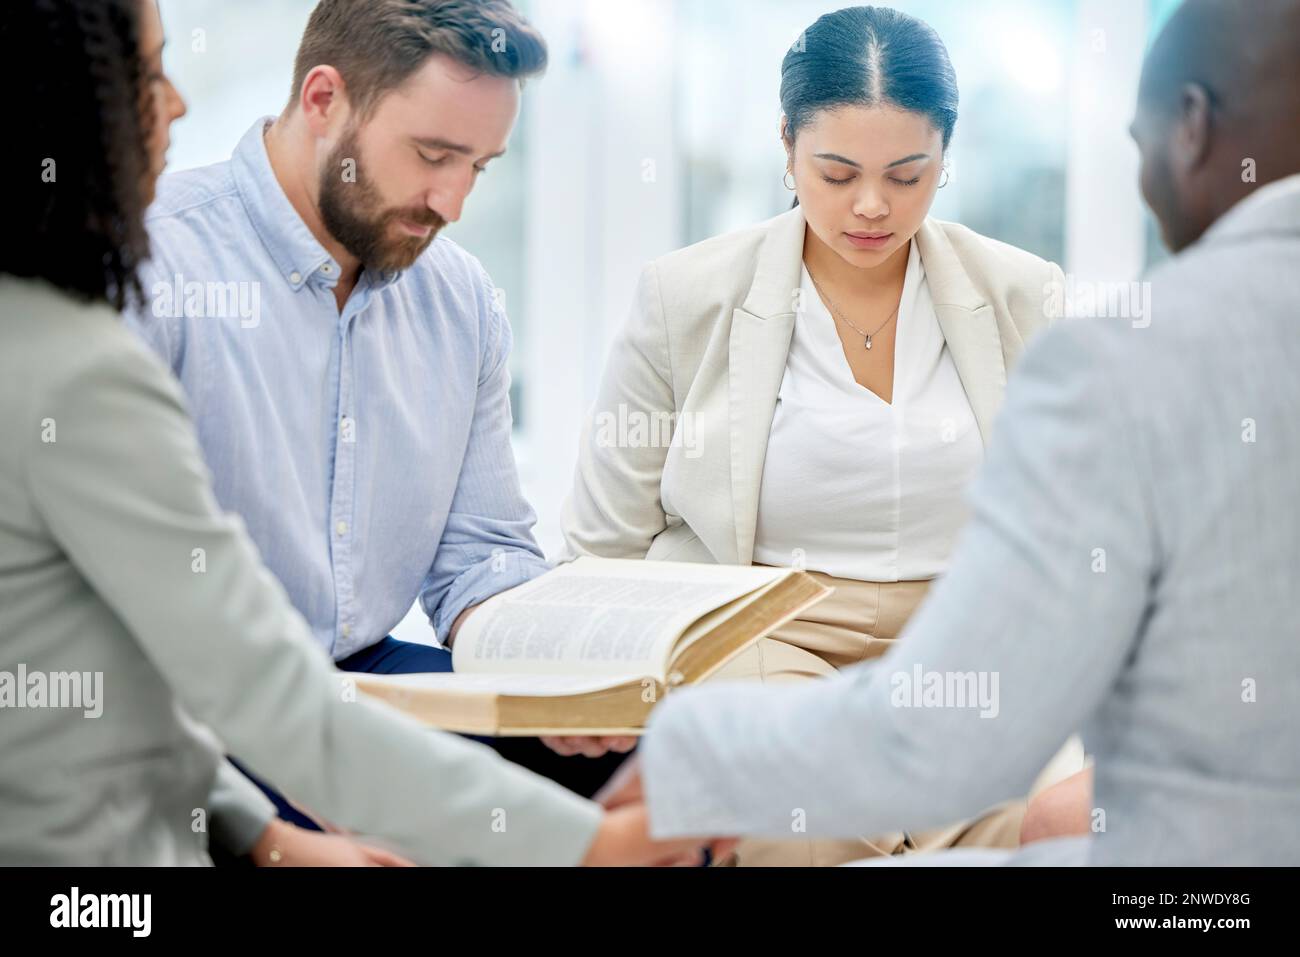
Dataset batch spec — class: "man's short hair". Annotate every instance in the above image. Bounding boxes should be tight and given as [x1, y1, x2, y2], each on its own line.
[290, 0, 548, 115]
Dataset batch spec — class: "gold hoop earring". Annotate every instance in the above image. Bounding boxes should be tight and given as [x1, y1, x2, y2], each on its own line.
[939, 168, 950, 189]
[783, 170, 796, 191]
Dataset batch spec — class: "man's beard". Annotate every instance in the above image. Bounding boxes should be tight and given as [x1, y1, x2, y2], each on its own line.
[318, 128, 445, 273]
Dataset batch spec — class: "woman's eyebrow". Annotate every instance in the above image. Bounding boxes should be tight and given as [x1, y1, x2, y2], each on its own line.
[813, 152, 932, 170]
[813, 152, 861, 169]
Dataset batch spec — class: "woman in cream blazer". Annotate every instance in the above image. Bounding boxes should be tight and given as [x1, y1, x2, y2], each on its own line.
[563, 6, 1083, 864]
[564, 205, 1061, 568]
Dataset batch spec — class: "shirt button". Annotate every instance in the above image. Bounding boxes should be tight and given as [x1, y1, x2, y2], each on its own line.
[336, 521, 348, 537]
[322, 264, 334, 274]
[341, 624, 352, 638]
[289, 271, 302, 284]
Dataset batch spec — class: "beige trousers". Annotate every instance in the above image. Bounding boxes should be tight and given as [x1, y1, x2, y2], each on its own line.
[705, 571, 1083, 867]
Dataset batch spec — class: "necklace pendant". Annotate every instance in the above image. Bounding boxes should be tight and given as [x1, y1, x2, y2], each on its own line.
[864, 335, 873, 350]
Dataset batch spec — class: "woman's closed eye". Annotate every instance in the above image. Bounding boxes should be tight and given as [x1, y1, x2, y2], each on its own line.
[820, 173, 923, 187]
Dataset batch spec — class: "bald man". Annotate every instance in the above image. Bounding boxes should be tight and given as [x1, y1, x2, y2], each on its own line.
[1023, 0, 1300, 846]
[609, 0, 1300, 865]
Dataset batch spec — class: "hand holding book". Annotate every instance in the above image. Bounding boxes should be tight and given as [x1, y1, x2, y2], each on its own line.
[541, 734, 638, 757]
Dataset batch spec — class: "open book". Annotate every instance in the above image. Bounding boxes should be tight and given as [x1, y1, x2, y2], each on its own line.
[350, 557, 832, 735]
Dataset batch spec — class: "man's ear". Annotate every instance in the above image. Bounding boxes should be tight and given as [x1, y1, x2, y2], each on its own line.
[299, 65, 351, 138]
[1172, 82, 1213, 174]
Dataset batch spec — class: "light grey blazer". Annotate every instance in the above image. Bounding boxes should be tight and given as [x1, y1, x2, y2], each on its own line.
[563, 207, 1064, 566]
[0, 278, 600, 865]
[639, 179, 1300, 865]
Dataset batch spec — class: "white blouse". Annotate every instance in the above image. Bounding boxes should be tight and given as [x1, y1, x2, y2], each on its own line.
[752, 240, 984, 582]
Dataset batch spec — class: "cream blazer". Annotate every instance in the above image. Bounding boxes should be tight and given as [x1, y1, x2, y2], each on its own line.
[562, 206, 1064, 567]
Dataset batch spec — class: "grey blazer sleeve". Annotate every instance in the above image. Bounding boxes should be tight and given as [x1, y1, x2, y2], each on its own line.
[641, 321, 1154, 839]
[27, 336, 602, 866]
[207, 761, 276, 856]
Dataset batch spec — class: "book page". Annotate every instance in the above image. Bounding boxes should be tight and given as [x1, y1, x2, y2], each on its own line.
[452, 557, 786, 678]
[355, 672, 636, 697]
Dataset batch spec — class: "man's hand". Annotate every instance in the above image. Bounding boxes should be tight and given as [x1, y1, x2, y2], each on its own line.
[540, 735, 638, 758]
[586, 760, 738, 866]
[580, 804, 730, 867]
[249, 819, 416, 867]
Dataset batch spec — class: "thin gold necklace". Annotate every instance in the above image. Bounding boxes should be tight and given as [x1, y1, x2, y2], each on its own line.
[806, 269, 899, 351]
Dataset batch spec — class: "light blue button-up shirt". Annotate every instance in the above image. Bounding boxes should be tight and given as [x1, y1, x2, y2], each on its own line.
[126, 118, 550, 660]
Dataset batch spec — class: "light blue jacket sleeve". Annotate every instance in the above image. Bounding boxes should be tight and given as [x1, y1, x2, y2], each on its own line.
[641, 321, 1155, 839]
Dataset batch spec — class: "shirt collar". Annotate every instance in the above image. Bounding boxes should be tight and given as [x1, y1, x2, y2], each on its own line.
[230, 117, 403, 293]
[1202, 172, 1300, 247]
